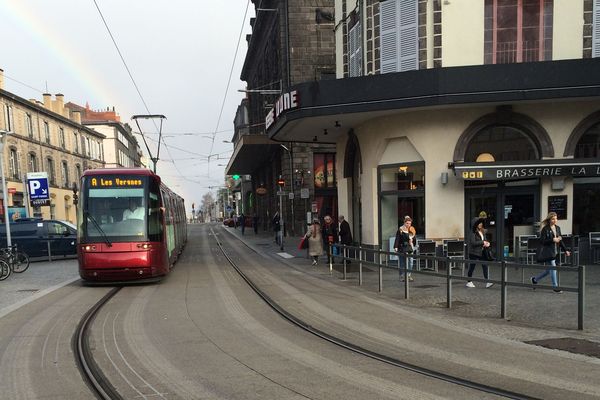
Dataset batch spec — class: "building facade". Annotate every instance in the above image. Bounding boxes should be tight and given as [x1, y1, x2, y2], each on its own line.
[0, 69, 105, 223]
[265, 0, 600, 261]
[226, 0, 337, 236]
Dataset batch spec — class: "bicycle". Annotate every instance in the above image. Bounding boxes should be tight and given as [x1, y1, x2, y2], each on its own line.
[0, 258, 10, 281]
[0, 245, 30, 274]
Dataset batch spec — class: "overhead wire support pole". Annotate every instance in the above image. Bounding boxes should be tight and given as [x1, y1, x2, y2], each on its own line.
[132, 115, 167, 173]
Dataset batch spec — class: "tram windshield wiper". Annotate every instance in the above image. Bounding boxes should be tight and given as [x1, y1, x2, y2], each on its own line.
[84, 211, 112, 247]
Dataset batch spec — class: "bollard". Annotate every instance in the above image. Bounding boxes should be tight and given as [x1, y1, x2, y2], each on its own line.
[47, 241, 53, 262]
[404, 253, 409, 299]
[446, 257, 452, 309]
[578, 265, 585, 330]
[359, 247, 363, 286]
[501, 261, 507, 319]
[378, 251, 383, 292]
[343, 246, 347, 281]
[329, 243, 332, 275]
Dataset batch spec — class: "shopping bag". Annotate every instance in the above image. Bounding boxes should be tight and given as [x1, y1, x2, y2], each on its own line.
[299, 237, 308, 250]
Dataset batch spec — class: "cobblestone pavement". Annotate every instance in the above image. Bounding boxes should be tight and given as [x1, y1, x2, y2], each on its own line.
[0, 257, 79, 318]
[222, 224, 600, 349]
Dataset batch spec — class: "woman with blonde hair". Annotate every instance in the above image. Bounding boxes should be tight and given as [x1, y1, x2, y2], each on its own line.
[394, 216, 416, 281]
[531, 212, 571, 293]
[306, 219, 323, 266]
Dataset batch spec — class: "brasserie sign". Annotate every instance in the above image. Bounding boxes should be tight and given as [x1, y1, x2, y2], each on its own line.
[265, 90, 299, 130]
[454, 159, 600, 180]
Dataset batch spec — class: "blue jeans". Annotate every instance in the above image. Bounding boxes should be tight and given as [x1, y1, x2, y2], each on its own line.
[399, 253, 413, 276]
[534, 259, 557, 287]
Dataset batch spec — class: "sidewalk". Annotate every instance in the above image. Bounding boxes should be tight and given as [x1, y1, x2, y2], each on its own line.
[222, 224, 600, 346]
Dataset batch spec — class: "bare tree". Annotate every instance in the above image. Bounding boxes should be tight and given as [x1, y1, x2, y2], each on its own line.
[201, 192, 216, 222]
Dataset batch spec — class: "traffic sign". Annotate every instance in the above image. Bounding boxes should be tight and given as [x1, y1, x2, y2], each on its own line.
[27, 172, 49, 201]
[226, 205, 232, 212]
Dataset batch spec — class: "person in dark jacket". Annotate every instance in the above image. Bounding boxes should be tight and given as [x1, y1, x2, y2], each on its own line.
[272, 212, 281, 245]
[394, 216, 416, 282]
[466, 217, 493, 288]
[338, 215, 353, 263]
[253, 214, 259, 234]
[531, 212, 571, 293]
[322, 215, 338, 264]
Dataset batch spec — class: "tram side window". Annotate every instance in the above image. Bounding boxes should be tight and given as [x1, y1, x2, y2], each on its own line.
[148, 182, 163, 241]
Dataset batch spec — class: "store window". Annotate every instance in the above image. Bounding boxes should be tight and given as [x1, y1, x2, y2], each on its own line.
[379, 162, 425, 251]
[573, 121, 600, 236]
[484, 0, 553, 64]
[314, 153, 336, 189]
[464, 125, 539, 162]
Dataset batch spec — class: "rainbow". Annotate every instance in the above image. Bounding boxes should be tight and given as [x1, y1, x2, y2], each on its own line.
[0, 1, 118, 109]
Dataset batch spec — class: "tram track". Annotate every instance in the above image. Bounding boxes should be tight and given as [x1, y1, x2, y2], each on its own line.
[210, 227, 540, 400]
[73, 286, 124, 400]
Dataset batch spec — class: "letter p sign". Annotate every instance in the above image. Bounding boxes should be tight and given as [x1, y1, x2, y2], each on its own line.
[29, 180, 41, 195]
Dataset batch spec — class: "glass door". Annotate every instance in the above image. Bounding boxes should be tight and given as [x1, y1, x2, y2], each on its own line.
[467, 192, 498, 256]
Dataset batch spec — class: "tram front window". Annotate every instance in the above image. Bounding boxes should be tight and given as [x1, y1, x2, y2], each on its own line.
[85, 188, 147, 241]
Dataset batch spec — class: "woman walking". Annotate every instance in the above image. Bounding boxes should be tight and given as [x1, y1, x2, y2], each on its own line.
[306, 219, 323, 266]
[394, 216, 416, 282]
[466, 217, 493, 288]
[532, 212, 571, 293]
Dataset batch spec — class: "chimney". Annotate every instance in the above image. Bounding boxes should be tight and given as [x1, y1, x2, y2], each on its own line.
[72, 110, 82, 124]
[43, 93, 52, 110]
[54, 93, 65, 115]
[0, 68, 4, 90]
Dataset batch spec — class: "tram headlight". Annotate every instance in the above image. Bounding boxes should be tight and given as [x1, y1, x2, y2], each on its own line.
[136, 243, 152, 250]
[83, 245, 96, 251]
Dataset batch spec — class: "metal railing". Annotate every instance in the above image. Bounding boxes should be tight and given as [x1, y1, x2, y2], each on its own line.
[331, 243, 586, 330]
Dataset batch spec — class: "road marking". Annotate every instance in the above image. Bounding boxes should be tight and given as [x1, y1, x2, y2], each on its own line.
[277, 252, 294, 259]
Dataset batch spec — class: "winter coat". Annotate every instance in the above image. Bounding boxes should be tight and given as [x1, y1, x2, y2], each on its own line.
[539, 224, 568, 260]
[393, 228, 413, 253]
[306, 224, 323, 256]
[322, 222, 338, 247]
[339, 220, 353, 245]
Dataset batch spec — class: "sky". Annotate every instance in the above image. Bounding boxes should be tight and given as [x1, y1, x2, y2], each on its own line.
[0, 0, 253, 210]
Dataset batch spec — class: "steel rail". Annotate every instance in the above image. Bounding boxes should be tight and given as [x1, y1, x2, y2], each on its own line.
[72, 287, 123, 400]
[211, 226, 540, 400]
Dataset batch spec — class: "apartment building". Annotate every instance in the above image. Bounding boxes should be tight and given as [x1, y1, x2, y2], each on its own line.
[264, 0, 600, 261]
[0, 68, 105, 223]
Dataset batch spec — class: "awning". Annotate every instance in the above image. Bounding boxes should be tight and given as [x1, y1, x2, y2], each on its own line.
[225, 134, 280, 175]
[452, 158, 600, 181]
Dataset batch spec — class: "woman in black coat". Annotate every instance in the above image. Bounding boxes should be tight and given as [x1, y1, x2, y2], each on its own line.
[466, 217, 493, 288]
[531, 212, 571, 293]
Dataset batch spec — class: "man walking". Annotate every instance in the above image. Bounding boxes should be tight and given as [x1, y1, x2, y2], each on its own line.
[338, 215, 353, 263]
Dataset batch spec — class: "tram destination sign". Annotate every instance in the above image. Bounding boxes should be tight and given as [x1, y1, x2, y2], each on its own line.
[89, 176, 144, 187]
[454, 159, 600, 181]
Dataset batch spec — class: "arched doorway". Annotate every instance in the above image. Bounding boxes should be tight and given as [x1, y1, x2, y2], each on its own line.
[567, 112, 600, 236]
[456, 109, 551, 259]
[344, 130, 362, 244]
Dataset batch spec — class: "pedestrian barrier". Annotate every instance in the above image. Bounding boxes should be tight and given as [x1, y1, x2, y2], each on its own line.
[333, 243, 586, 330]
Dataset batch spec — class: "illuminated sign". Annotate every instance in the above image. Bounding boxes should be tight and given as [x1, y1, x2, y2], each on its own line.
[265, 90, 300, 130]
[89, 177, 144, 187]
[455, 160, 600, 180]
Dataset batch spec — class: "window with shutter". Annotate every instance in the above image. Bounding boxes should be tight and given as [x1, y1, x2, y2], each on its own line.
[349, 21, 363, 77]
[594, 0, 600, 57]
[379, 0, 418, 74]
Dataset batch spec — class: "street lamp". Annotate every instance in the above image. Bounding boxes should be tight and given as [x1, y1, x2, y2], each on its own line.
[280, 144, 295, 236]
[0, 130, 12, 247]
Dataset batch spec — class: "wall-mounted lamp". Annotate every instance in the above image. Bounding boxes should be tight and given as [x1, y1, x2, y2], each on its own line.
[312, 136, 318, 142]
[323, 129, 328, 135]
[334, 121, 341, 128]
[441, 172, 449, 185]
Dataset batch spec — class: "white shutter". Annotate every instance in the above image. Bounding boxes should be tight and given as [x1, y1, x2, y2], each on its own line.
[594, 0, 600, 57]
[399, 0, 418, 71]
[348, 21, 362, 77]
[380, 0, 399, 74]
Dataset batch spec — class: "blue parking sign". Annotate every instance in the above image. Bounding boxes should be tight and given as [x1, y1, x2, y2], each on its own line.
[27, 172, 50, 200]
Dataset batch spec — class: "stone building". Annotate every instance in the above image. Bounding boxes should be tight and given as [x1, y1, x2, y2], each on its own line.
[265, 0, 600, 262]
[0, 68, 105, 223]
[226, 0, 337, 236]
[66, 102, 143, 169]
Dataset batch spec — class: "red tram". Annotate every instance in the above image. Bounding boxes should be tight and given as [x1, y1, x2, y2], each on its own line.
[77, 168, 186, 282]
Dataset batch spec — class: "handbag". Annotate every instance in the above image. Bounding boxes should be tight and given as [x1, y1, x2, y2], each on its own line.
[536, 245, 556, 262]
[299, 237, 308, 250]
[482, 246, 494, 261]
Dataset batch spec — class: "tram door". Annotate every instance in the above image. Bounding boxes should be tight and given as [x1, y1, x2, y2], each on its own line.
[466, 185, 538, 260]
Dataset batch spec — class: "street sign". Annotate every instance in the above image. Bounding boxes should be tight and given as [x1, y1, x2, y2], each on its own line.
[277, 191, 287, 196]
[288, 192, 294, 200]
[226, 205, 232, 213]
[31, 199, 50, 207]
[27, 172, 49, 201]
[300, 188, 309, 199]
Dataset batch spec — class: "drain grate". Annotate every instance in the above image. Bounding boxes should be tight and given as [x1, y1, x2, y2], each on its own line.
[437, 300, 469, 306]
[526, 337, 600, 359]
[413, 285, 439, 289]
[256, 243, 271, 246]
[17, 289, 40, 293]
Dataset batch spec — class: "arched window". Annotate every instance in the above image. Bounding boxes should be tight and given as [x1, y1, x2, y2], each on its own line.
[574, 122, 600, 158]
[464, 125, 539, 162]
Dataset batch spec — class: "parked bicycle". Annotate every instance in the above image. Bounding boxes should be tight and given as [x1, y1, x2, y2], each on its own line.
[0, 258, 10, 281]
[0, 245, 30, 274]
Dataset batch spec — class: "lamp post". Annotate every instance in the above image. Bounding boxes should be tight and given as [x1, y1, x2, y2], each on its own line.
[0, 130, 12, 247]
[280, 144, 295, 236]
